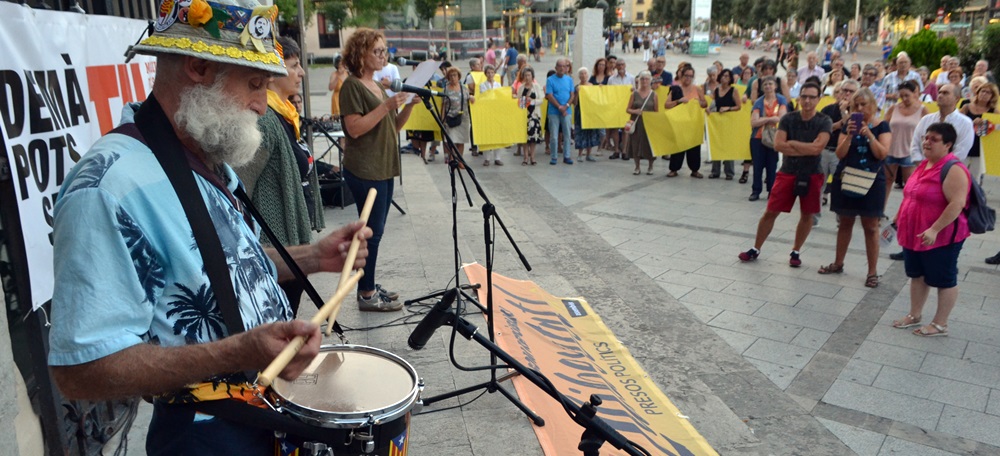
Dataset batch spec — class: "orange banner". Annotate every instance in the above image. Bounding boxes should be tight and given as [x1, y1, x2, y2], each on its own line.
[463, 264, 717, 456]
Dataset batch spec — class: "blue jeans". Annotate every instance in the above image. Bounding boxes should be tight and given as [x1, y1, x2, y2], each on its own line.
[750, 138, 779, 195]
[548, 111, 572, 160]
[343, 170, 394, 293]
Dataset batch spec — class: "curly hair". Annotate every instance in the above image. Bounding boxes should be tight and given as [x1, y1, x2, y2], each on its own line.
[343, 28, 384, 78]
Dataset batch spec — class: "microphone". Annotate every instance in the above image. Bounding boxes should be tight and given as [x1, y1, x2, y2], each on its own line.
[397, 57, 421, 67]
[390, 79, 441, 98]
[407, 288, 458, 350]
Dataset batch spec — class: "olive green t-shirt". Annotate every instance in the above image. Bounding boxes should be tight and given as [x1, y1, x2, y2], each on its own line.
[339, 76, 401, 181]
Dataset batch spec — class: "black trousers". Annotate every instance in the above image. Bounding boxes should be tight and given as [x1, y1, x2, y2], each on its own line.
[669, 146, 701, 172]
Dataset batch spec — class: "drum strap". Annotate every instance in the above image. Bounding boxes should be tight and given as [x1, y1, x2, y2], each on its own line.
[131, 95, 344, 338]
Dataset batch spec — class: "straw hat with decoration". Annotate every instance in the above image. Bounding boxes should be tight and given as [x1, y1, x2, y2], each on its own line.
[127, 0, 288, 76]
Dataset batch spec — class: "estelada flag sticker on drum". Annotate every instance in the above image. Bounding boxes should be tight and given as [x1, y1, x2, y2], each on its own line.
[389, 429, 408, 456]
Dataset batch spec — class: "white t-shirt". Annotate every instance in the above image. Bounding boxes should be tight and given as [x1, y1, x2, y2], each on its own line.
[374, 63, 401, 96]
[608, 73, 635, 88]
[909, 110, 975, 161]
[480, 80, 501, 93]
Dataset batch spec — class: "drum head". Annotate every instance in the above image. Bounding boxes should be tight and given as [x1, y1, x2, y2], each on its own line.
[273, 346, 417, 416]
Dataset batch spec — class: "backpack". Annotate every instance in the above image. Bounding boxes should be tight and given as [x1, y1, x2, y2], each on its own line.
[942, 159, 995, 235]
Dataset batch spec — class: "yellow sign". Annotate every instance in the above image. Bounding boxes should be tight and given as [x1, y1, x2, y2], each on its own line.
[470, 87, 527, 146]
[402, 96, 442, 137]
[981, 113, 1000, 176]
[817, 95, 836, 111]
[706, 105, 752, 161]
[924, 101, 940, 114]
[734, 84, 747, 98]
[463, 264, 718, 456]
[646, 99, 706, 156]
[578, 85, 633, 129]
[469, 71, 487, 96]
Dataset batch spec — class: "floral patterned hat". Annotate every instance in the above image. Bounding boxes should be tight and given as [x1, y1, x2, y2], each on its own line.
[128, 0, 287, 75]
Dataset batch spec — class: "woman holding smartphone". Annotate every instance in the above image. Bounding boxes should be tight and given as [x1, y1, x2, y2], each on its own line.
[820, 88, 892, 288]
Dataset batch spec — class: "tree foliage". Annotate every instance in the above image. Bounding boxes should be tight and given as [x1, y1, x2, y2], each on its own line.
[889, 29, 958, 69]
[275, 0, 316, 27]
[981, 25, 1000, 73]
[870, 0, 970, 18]
[318, 0, 349, 31]
[413, 0, 440, 25]
[315, 0, 407, 28]
[650, 0, 970, 29]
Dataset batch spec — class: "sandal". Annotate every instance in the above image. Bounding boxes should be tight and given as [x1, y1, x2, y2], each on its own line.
[892, 314, 922, 329]
[913, 322, 948, 337]
[522, 160, 528, 166]
[666, 171, 679, 177]
[646, 169, 654, 175]
[739, 170, 749, 184]
[633, 169, 641, 175]
[865, 274, 879, 288]
[817, 263, 844, 274]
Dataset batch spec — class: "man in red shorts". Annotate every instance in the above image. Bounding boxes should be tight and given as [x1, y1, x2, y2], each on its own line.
[739, 82, 832, 267]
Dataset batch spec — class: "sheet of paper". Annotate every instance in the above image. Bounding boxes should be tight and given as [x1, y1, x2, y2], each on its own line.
[402, 60, 442, 104]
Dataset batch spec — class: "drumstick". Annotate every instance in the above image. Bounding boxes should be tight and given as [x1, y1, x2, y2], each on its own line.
[326, 187, 377, 336]
[258, 270, 363, 387]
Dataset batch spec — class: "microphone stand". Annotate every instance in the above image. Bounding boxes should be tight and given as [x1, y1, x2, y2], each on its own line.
[410, 92, 541, 426]
[305, 118, 405, 215]
[444, 313, 649, 456]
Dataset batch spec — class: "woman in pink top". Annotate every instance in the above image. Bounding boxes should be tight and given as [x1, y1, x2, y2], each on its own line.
[883, 80, 927, 212]
[891, 122, 971, 337]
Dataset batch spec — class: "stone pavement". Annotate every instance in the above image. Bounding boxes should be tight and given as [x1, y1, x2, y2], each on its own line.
[118, 43, 1000, 455]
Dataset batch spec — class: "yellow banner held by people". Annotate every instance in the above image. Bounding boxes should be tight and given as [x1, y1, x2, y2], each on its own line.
[463, 264, 718, 456]
[402, 96, 442, 136]
[645, 99, 706, 156]
[578, 85, 633, 129]
[706, 105, 752, 161]
[817, 95, 836, 111]
[470, 71, 487, 96]
[980, 113, 1000, 177]
[471, 87, 527, 146]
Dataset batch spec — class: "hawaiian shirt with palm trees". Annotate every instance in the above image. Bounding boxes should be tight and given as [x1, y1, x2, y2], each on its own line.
[47, 114, 293, 382]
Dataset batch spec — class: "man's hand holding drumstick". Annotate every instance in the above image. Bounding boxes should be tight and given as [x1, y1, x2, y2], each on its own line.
[264, 220, 374, 283]
[257, 189, 377, 386]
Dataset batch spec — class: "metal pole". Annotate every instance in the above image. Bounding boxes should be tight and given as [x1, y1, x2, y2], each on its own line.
[854, 0, 861, 36]
[444, 5, 452, 61]
[296, 0, 312, 150]
[482, 0, 488, 56]
[820, 0, 829, 51]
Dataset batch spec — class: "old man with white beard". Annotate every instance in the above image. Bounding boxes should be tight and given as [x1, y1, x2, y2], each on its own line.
[46, 0, 372, 453]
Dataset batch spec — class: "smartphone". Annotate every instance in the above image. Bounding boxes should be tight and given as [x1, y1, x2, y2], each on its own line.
[850, 112, 864, 131]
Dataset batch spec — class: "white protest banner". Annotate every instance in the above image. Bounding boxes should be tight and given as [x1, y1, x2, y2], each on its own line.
[1, 3, 156, 309]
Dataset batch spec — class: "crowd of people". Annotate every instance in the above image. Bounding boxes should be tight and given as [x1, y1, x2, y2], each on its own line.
[370, 40, 998, 339]
[41, 4, 998, 450]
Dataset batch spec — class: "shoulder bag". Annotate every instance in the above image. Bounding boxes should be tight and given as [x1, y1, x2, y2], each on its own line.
[624, 91, 653, 135]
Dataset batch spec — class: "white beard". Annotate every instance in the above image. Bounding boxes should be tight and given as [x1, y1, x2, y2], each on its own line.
[174, 77, 261, 168]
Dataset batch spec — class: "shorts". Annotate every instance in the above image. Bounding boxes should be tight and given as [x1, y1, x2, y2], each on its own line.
[903, 241, 964, 288]
[766, 172, 824, 214]
[885, 155, 914, 166]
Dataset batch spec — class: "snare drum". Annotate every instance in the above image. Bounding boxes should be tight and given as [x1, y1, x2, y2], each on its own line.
[269, 345, 421, 456]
